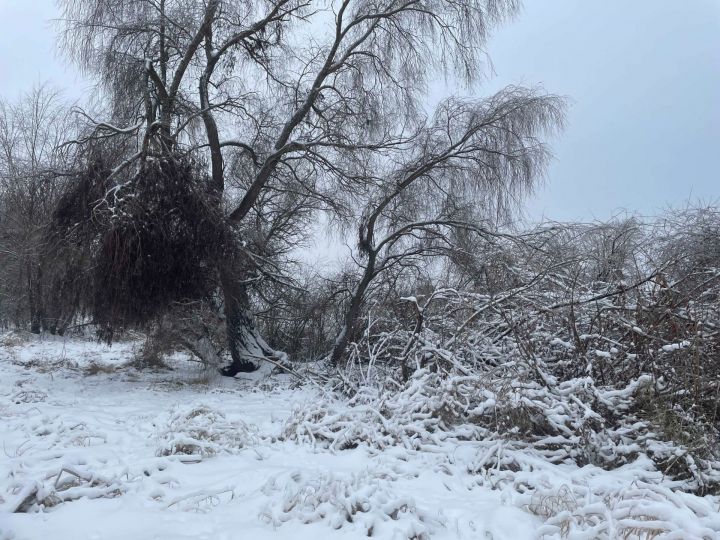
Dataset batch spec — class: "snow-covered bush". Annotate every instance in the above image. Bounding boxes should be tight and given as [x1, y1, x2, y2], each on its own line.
[529, 481, 720, 539]
[156, 404, 259, 457]
[8, 465, 125, 513]
[260, 470, 437, 538]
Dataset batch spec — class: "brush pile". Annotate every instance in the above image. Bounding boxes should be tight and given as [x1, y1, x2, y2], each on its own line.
[286, 212, 720, 496]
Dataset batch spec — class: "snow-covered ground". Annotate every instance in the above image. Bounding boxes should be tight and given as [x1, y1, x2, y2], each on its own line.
[1, 334, 719, 539]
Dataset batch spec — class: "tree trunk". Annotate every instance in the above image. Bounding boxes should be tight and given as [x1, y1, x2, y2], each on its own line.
[330, 254, 376, 366]
[219, 263, 286, 376]
[27, 262, 44, 334]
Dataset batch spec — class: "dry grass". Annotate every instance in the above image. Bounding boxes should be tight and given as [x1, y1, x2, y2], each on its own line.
[83, 362, 119, 376]
[1, 331, 28, 348]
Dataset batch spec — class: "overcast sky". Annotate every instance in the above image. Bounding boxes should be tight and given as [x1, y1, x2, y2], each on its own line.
[0, 0, 718, 223]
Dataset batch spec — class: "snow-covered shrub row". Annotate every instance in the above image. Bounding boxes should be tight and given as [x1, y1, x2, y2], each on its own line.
[286, 361, 720, 494]
[285, 364, 605, 455]
[287, 358, 719, 494]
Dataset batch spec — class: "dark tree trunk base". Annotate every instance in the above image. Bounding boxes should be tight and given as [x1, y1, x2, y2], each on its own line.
[219, 362, 257, 376]
[219, 262, 287, 377]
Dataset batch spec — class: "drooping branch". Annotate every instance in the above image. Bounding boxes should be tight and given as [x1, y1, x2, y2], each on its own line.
[329, 89, 564, 364]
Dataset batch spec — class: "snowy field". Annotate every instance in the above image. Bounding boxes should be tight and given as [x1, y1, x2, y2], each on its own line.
[1, 333, 719, 540]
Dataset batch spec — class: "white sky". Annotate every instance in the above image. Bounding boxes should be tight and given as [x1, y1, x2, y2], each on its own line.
[1, 0, 718, 223]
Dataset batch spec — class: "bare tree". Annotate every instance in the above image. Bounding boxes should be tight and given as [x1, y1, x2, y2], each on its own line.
[56, 0, 563, 371]
[0, 86, 76, 332]
[328, 90, 564, 364]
